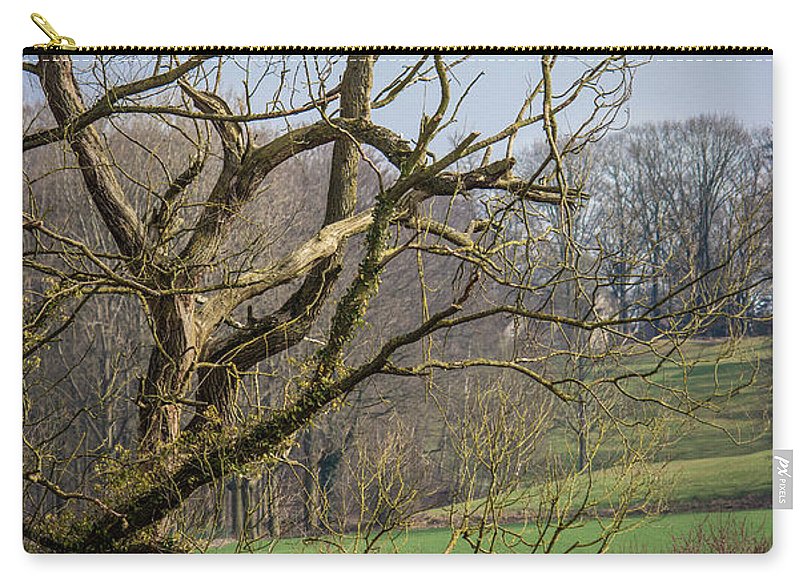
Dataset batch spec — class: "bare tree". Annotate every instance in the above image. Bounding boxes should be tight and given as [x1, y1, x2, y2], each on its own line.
[22, 53, 770, 553]
[592, 117, 772, 338]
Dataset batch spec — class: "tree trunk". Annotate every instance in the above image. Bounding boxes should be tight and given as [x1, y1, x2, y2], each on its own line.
[190, 55, 375, 428]
[229, 477, 241, 537]
[577, 396, 587, 472]
[139, 294, 197, 451]
[265, 470, 281, 538]
[300, 429, 320, 534]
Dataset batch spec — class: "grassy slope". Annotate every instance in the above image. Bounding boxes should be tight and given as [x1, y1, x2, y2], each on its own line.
[386, 510, 772, 554]
[664, 449, 771, 505]
[507, 337, 771, 469]
[423, 449, 771, 519]
[210, 451, 772, 553]
[623, 336, 772, 460]
[212, 509, 772, 553]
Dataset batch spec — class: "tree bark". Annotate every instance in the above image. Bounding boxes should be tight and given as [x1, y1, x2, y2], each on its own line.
[38, 55, 145, 259]
[139, 293, 197, 451]
[191, 55, 375, 427]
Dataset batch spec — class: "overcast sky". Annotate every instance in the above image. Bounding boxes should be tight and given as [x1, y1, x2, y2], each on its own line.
[23, 53, 772, 153]
[625, 56, 771, 125]
[370, 54, 772, 151]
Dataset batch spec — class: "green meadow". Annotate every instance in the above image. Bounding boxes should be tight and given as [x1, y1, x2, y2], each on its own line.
[212, 509, 771, 554]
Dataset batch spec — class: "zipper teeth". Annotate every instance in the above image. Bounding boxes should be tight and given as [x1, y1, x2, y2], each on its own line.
[24, 45, 773, 55]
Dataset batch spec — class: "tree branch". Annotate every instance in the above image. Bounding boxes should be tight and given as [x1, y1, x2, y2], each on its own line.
[191, 56, 375, 425]
[25, 55, 212, 151]
[37, 55, 147, 259]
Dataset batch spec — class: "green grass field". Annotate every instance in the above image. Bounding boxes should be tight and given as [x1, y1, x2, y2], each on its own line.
[210, 450, 772, 554]
[517, 336, 772, 470]
[423, 449, 772, 519]
[617, 336, 772, 461]
[212, 509, 771, 553]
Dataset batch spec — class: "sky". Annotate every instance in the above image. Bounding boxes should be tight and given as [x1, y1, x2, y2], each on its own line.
[626, 56, 771, 126]
[23, 54, 772, 163]
[368, 54, 771, 152]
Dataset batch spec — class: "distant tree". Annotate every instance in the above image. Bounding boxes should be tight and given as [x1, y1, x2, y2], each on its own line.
[592, 117, 772, 338]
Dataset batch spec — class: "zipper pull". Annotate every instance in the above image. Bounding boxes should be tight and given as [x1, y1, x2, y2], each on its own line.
[31, 13, 77, 50]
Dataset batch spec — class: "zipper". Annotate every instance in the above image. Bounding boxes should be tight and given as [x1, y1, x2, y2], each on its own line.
[25, 13, 773, 56]
[30, 13, 77, 51]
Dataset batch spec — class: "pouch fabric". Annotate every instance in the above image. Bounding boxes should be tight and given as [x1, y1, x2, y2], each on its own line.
[22, 49, 773, 553]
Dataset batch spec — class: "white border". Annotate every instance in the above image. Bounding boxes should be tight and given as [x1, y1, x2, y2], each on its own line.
[2, 0, 796, 578]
